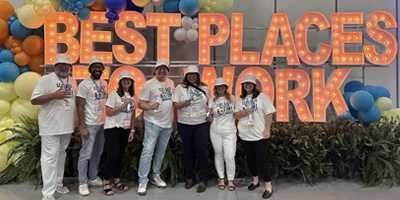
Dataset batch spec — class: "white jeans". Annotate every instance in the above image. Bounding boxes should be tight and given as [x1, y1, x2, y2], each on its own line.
[210, 130, 236, 181]
[41, 134, 71, 197]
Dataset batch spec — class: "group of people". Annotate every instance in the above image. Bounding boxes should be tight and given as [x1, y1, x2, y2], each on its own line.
[31, 54, 276, 200]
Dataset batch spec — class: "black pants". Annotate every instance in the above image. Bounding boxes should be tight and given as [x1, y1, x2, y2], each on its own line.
[103, 127, 129, 180]
[178, 122, 209, 183]
[240, 138, 272, 182]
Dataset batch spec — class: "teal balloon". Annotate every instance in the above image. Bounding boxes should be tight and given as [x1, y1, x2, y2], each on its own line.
[163, 0, 180, 13]
[0, 50, 14, 63]
[344, 80, 363, 93]
[19, 66, 31, 74]
[361, 85, 379, 101]
[350, 90, 374, 112]
[376, 86, 390, 98]
[359, 105, 381, 125]
[179, 0, 199, 16]
[0, 62, 20, 82]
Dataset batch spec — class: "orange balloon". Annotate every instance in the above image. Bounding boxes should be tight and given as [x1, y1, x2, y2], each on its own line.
[0, 34, 8, 46]
[89, 0, 106, 11]
[0, 0, 14, 22]
[22, 35, 44, 56]
[15, 52, 31, 66]
[5, 36, 23, 50]
[28, 54, 45, 73]
[0, 19, 8, 39]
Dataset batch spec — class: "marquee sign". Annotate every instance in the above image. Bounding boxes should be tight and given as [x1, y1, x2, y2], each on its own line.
[43, 11, 398, 122]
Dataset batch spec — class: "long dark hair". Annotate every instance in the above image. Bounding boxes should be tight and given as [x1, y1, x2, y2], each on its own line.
[240, 83, 260, 99]
[117, 80, 135, 97]
[180, 73, 207, 88]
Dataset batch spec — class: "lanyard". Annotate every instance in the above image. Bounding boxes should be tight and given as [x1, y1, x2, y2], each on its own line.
[90, 77, 102, 93]
[55, 73, 69, 90]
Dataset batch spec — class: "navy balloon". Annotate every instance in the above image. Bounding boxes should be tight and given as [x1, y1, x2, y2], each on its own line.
[32, 26, 44, 38]
[105, 0, 127, 14]
[163, 0, 180, 13]
[344, 80, 363, 93]
[361, 85, 379, 101]
[10, 20, 32, 39]
[358, 105, 381, 125]
[350, 90, 374, 112]
[0, 50, 15, 63]
[126, 0, 144, 12]
[376, 86, 391, 98]
[19, 66, 31, 74]
[0, 62, 20, 82]
[179, 0, 199, 16]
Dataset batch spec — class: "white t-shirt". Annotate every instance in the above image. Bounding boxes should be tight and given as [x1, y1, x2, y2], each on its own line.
[76, 78, 108, 125]
[104, 91, 137, 130]
[172, 84, 211, 125]
[208, 95, 236, 134]
[30, 72, 78, 136]
[235, 93, 276, 141]
[140, 77, 175, 128]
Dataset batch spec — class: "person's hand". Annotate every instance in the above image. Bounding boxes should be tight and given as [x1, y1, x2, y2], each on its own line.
[245, 107, 252, 115]
[124, 97, 134, 105]
[183, 100, 191, 107]
[151, 102, 160, 110]
[263, 129, 271, 139]
[80, 128, 90, 139]
[53, 88, 71, 100]
[128, 132, 134, 142]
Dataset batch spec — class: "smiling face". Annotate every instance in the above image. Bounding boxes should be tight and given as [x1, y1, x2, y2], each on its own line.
[186, 73, 198, 84]
[54, 63, 72, 78]
[243, 82, 255, 94]
[215, 85, 227, 96]
[155, 65, 169, 81]
[120, 78, 133, 90]
[89, 63, 104, 80]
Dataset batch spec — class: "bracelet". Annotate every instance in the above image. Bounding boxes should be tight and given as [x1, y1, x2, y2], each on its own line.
[130, 129, 135, 133]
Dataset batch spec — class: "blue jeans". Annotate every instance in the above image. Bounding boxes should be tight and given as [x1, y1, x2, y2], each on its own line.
[138, 120, 172, 184]
[78, 125, 104, 185]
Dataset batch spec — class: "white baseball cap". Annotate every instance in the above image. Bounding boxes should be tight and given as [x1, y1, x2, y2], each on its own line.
[185, 65, 200, 75]
[241, 74, 257, 85]
[119, 71, 134, 82]
[54, 54, 72, 66]
[214, 77, 228, 88]
[89, 57, 104, 69]
[155, 59, 170, 71]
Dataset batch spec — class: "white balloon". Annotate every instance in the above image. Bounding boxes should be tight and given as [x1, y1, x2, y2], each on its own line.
[174, 28, 187, 41]
[186, 28, 198, 41]
[192, 18, 198, 24]
[181, 16, 193, 30]
[191, 22, 198, 29]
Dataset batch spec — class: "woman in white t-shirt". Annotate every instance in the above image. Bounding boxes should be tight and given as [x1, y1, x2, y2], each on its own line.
[172, 65, 211, 193]
[102, 71, 136, 196]
[206, 78, 236, 191]
[234, 74, 276, 199]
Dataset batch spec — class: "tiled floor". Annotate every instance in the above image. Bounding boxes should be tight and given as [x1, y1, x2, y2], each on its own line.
[0, 177, 399, 200]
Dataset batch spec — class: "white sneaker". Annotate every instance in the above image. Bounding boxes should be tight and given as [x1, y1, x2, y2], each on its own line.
[41, 195, 55, 200]
[137, 183, 147, 196]
[88, 177, 103, 186]
[150, 174, 167, 188]
[79, 184, 90, 196]
[56, 185, 70, 194]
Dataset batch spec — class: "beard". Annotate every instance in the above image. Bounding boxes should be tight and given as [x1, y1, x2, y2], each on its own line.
[90, 70, 103, 79]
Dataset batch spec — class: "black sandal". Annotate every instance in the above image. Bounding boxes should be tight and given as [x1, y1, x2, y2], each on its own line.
[114, 181, 129, 191]
[103, 183, 114, 196]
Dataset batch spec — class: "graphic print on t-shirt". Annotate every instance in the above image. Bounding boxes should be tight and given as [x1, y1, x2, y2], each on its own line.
[57, 83, 74, 99]
[216, 101, 234, 116]
[241, 97, 258, 112]
[158, 87, 172, 101]
[94, 85, 107, 100]
[121, 95, 134, 113]
[188, 87, 204, 102]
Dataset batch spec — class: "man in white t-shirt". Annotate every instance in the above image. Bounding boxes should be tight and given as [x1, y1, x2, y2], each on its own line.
[76, 58, 108, 196]
[137, 60, 175, 195]
[31, 55, 78, 200]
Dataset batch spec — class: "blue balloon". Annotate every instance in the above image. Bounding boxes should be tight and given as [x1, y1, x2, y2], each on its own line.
[0, 50, 15, 63]
[376, 86, 390, 98]
[61, 1, 69, 11]
[339, 110, 355, 121]
[126, 0, 144, 13]
[361, 85, 379, 101]
[32, 26, 44, 38]
[163, 0, 180, 13]
[19, 66, 31, 74]
[0, 62, 20, 82]
[344, 80, 363, 93]
[76, 7, 91, 20]
[350, 90, 374, 112]
[179, 0, 199, 16]
[358, 105, 381, 125]
[10, 20, 33, 39]
[105, 0, 127, 14]
[0, 46, 6, 53]
[343, 92, 358, 118]
[82, 0, 96, 6]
